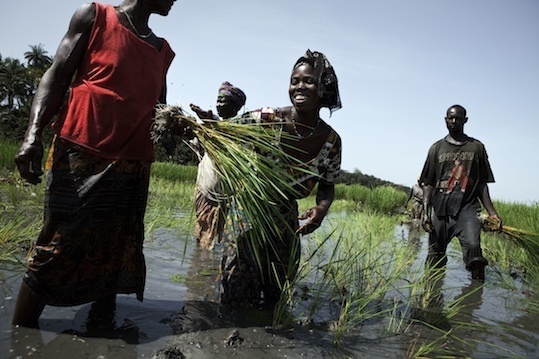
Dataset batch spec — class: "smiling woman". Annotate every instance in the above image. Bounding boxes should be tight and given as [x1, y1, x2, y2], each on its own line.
[218, 49, 343, 308]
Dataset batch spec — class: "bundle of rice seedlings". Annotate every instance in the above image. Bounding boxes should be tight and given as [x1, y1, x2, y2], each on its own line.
[154, 104, 313, 275]
[483, 216, 539, 266]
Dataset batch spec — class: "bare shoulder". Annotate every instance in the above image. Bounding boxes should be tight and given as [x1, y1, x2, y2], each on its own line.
[52, 3, 96, 63]
[67, 3, 96, 33]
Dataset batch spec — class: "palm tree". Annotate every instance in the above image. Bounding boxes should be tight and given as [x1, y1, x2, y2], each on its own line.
[0, 54, 5, 105]
[0, 58, 28, 111]
[24, 44, 52, 70]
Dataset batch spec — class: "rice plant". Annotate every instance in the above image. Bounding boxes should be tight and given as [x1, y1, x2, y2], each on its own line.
[0, 208, 40, 264]
[154, 104, 313, 282]
[481, 201, 539, 286]
[367, 185, 407, 215]
[277, 210, 414, 344]
[334, 183, 371, 204]
[0, 183, 42, 264]
[485, 217, 539, 266]
[145, 176, 196, 237]
[493, 200, 539, 234]
[151, 162, 198, 183]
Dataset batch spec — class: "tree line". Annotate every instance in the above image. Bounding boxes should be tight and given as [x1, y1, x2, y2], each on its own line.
[0, 45, 408, 192]
[1, 44, 52, 143]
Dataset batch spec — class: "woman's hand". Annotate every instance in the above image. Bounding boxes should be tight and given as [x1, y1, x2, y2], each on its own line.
[190, 103, 214, 120]
[296, 206, 326, 235]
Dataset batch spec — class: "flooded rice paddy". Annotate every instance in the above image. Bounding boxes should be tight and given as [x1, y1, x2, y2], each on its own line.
[1, 223, 538, 358]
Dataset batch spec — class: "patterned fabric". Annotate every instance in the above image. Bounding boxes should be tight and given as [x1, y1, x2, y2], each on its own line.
[289, 128, 341, 198]
[23, 139, 150, 306]
[194, 111, 242, 249]
[194, 187, 225, 250]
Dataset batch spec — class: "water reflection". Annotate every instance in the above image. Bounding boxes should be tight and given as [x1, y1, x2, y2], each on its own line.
[2, 229, 186, 358]
[10, 316, 141, 358]
[1, 225, 538, 358]
[398, 222, 539, 357]
[412, 266, 484, 331]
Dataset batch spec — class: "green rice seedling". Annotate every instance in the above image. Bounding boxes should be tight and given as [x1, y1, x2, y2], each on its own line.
[367, 185, 407, 215]
[458, 200, 539, 294]
[299, 186, 360, 214]
[493, 200, 539, 234]
[334, 183, 371, 204]
[296, 183, 410, 216]
[0, 137, 51, 172]
[154, 104, 316, 286]
[1, 181, 43, 209]
[406, 328, 457, 359]
[276, 207, 507, 354]
[0, 171, 44, 217]
[0, 208, 40, 263]
[0, 168, 44, 262]
[145, 177, 196, 237]
[481, 209, 539, 316]
[148, 176, 195, 211]
[403, 281, 508, 359]
[481, 233, 526, 292]
[386, 265, 447, 335]
[483, 215, 539, 273]
[280, 210, 416, 343]
[484, 201, 539, 263]
[0, 156, 197, 262]
[151, 162, 197, 183]
[399, 253, 522, 359]
[408, 318, 520, 359]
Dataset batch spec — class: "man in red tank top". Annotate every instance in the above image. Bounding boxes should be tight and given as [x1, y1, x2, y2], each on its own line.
[12, 0, 176, 328]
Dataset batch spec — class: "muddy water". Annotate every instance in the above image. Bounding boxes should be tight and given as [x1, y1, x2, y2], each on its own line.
[1, 224, 538, 358]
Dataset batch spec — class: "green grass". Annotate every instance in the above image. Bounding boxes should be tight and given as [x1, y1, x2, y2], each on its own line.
[151, 161, 197, 183]
[366, 185, 407, 214]
[494, 200, 539, 233]
[145, 176, 195, 237]
[334, 183, 371, 203]
[0, 170, 43, 264]
[0, 137, 19, 170]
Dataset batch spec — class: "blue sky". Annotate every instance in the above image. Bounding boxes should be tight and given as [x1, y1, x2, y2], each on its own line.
[2, 0, 538, 203]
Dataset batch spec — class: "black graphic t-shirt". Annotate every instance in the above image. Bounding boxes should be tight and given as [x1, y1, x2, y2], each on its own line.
[420, 136, 495, 216]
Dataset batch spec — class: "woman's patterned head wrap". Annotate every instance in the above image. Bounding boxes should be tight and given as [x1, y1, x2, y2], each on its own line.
[218, 81, 247, 108]
[293, 49, 342, 116]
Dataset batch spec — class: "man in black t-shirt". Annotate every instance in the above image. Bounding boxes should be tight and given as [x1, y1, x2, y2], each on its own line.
[420, 105, 502, 281]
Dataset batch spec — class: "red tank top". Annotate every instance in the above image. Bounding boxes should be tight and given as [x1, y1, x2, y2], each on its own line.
[56, 3, 175, 161]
